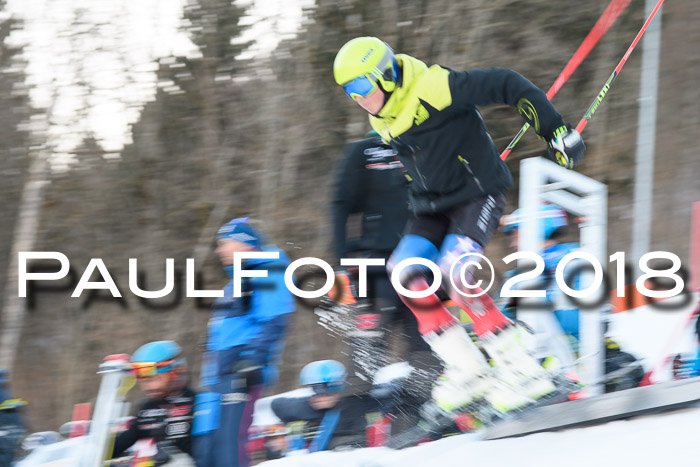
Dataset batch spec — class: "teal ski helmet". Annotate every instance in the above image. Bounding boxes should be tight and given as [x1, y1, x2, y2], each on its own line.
[501, 204, 568, 240]
[299, 360, 346, 394]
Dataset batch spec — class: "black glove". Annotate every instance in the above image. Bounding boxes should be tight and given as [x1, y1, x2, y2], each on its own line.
[225, 360, 264, 389]
[547, 125, 585, 169]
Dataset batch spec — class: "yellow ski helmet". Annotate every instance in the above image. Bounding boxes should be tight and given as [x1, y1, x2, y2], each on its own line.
[333, 37, 398, 100]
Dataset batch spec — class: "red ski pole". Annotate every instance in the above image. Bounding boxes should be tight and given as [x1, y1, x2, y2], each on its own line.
[500, 0, 632, 161]
[575, 0, 665, 134]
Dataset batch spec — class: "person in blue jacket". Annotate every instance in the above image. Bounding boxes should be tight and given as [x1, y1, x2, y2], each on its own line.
[192, 218, 295, 467]
[500, 204, 581, 369]
[500, 204, 644, 393]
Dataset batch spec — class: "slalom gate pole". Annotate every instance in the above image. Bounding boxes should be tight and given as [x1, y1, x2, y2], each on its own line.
[640, 297, 700, 386]
[500, 0, 632, 161]
[575, 0, 665, 134]
[640, 204, 700, 385]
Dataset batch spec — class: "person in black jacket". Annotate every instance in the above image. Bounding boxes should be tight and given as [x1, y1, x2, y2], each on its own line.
[331, 132, 440, 431]
[333, 37, 586, 414]
[112, 341, 195, 465]
[332, 131, 409, 260]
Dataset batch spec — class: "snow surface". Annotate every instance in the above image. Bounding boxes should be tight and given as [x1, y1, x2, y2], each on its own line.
[254, 295, 700, 466]
[260, 406, 700, 467]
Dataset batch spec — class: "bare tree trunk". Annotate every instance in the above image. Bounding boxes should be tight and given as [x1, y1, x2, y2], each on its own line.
[169, 52, 227, 343]
[0, 155, 49, 371]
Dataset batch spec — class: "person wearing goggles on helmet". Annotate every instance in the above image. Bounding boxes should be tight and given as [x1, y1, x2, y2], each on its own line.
[270, 360, 379, 453]
[334, 37, 585, 416]
[111, 341, 196, 466]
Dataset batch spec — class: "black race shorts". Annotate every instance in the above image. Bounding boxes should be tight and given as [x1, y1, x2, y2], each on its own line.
[405, 193, 506, 249]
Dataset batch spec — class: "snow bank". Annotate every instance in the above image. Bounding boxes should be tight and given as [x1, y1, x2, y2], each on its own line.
[261, 406, 700, 467]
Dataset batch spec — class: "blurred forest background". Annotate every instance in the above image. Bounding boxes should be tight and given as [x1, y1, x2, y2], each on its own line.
[0, 0, 698, 431]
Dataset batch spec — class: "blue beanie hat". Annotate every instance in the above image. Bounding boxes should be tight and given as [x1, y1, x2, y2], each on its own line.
[217, 217, 266, 249]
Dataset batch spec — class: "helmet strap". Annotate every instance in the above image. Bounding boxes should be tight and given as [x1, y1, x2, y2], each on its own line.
[381, 85, 393, 107]
[369, 58, 400, 117]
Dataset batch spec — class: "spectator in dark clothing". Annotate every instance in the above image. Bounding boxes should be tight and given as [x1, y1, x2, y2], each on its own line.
[0, 370, 27, 467]
[112, 341, 195, 466]
[332, 133, 440, 432]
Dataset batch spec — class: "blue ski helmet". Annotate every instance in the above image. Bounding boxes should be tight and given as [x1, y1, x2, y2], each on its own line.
[217, 217, 266, 250]
[130, 341, 186, 379]
[501, 204, 568, 240]
[299, 360, 346, 394]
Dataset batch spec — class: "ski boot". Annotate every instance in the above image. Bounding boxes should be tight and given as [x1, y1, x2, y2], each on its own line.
[425, 324, 495, 412]
[386, 324, 502, 448]
[480, 324, 576, 413]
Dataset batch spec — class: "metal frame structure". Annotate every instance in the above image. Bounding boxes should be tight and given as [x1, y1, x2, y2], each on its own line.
[81, 355, 133, 467]
[518, 156, 608, 396]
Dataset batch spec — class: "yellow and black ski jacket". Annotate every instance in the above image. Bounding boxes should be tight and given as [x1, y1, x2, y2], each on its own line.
[369, 55, 565, 215]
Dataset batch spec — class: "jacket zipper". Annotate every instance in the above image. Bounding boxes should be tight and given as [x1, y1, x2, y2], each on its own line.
[458, 155, 485, 193]
[411, 145, 429, 191]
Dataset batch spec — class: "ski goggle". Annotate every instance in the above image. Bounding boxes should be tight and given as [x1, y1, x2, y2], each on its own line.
[342, 73, 380, 101]
[310, 382, 343, 396]
[131, 360, 176, 379]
